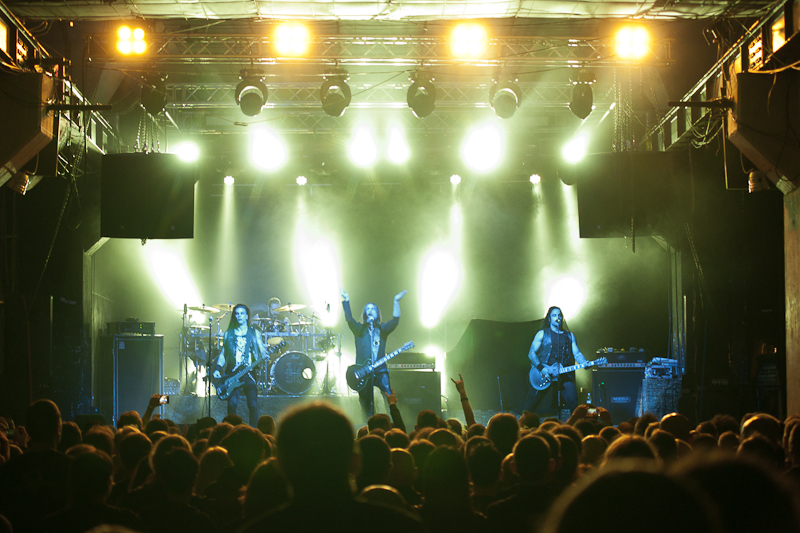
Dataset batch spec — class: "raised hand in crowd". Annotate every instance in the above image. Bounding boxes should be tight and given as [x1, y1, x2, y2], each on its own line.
[451, 373, 476, 428]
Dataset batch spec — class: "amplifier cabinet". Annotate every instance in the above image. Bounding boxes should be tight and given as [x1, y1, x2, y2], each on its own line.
[98, 335, 163, 426]
[388, 370, 441, 426]
[592, 368, 644, 425]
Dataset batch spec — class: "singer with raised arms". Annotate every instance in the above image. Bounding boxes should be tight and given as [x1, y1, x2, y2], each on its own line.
[341, 287, 408, 420]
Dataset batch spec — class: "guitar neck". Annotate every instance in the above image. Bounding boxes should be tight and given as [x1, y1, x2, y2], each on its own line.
[559, 358, 605, 374]
[366, 342, 414, 372]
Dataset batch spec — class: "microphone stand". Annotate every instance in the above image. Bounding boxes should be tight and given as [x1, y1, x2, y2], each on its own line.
[207, 316, 213, 419]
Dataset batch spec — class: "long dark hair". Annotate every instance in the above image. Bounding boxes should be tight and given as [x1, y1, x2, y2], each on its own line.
[227, 304, 251, 331]
[541, 306, 570, 332]
[361, 303, 381, 325]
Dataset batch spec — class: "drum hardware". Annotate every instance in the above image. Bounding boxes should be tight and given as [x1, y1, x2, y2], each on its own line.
[275, 303, 307, 313]
[188, 305, 220, 313]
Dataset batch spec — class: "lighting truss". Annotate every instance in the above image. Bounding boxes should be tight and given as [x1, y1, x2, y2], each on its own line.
[86, 33, 674, 67]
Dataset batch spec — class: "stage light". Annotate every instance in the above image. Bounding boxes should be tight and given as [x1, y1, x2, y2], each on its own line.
[320, 75, 351, 117]
[450, 174, 462, 185]
[615, 27, 649, 60]
[250, 129, 287, 171]
[296, 175, 307, 186]
[116, 25, 147, 55]
[545, 275, 586, 319]
[140, 75, 167, 116]
[569, 69, 595, 120]
[387, 128, 410, 164]
[223, 175, 234, 185]
[143, 241, 201, 310]
[349, 127, 378, 168]
[173, 141, 200, 163]
[562, 133, 588, 164]
[420, 247, 461, 328]
[275, 22, 310, 57]
[235, 74, 268, 117]
[490, 81, 521, 119]
[530, 174, 541, 185]
[293, 207, 341, 328]
[407, 75, 436, 118]
[452, 23, 488, 58]
[462, 124, 503, 172]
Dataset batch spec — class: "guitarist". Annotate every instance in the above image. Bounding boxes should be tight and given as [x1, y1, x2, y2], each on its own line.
[212, 304, 269, 427]
[341, 287, 408, 419]
[524, 306, 588, 415]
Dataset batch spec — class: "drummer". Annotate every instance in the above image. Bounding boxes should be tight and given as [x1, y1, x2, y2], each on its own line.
[265, 297, 290, 331]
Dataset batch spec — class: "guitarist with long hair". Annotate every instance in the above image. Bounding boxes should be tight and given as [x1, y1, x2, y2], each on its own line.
[341, 287, 407, 420]
[212, 303, 269, 427]
[524, 306, 588, 416]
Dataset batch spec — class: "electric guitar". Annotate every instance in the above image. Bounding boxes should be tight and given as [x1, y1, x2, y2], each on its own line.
[215, 340, 285, 400]
[529, 357, 608, 390]
[346, 341, 415, 392]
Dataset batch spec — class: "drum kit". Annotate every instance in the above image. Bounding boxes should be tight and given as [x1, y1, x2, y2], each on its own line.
[179, 302, 340, 397]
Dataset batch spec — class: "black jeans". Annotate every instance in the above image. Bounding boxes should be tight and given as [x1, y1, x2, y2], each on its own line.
[358, 371, 391, 421]
[228, 379, 259, 427]
[523, 377, 577, 417]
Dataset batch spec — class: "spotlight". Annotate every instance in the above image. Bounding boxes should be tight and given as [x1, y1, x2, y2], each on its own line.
[562, 133, 588, 164]
[450, 174, 462, 185]
[320, 75, 351, 117]
[451, 23, 488, 58]
[462, 124, 503, 172]
[140, 75, 167, 116]
[490, 81, 521, 119]
[296, 175, 308, 186]
[250, 129, 287, 171]
[407, 74, 436, 118]
[349, 127, 378, 168]
[174, 141, 200, 163]
[530, 174, 541, 184]
[274, 22, 310, 57]
[569, 69, 595, 120]
[387, 128, 410, 164]
[235, 72, 268, 117]
[116, 25, 147, 56]
[223, 175, 235, 185]
[615, 27, 649, 60]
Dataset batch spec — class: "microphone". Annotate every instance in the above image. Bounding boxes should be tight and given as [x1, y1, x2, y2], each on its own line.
[326, 302, 331, 313]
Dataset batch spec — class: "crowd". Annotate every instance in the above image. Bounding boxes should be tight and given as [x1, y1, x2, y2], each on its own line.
[1, 375, 800, 533]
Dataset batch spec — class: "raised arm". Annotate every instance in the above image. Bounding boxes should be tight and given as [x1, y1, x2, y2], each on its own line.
[392, 290, 407, 318]
[341, 288, 360, 334]
[385, 389, 406, 434]
[451, 373, 476, 428]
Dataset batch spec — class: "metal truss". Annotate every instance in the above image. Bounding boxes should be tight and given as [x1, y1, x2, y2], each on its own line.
[87, 33, 674, 68]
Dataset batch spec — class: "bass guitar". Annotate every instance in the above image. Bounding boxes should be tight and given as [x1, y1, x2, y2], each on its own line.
[346, 341, 415, 392]
[529, 357, 608, 390]
[215, 340, 285, 400]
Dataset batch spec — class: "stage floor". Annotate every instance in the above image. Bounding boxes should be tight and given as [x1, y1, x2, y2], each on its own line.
[163, 393, 364, 427]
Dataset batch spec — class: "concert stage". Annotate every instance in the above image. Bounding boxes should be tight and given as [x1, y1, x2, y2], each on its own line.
[163, 393, 363, 426]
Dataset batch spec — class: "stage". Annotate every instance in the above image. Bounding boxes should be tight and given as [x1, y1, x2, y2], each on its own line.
[163, 393, 363, 426]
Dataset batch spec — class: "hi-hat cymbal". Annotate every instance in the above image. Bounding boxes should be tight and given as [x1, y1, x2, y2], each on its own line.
[188, 305, 220, 313]
[275, 303, 307, 312]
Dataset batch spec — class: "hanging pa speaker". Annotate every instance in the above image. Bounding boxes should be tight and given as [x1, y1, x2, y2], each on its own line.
[101, 152, 197, 239]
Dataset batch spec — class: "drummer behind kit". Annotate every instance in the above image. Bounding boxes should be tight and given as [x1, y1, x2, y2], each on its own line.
[179, 301, 341, 397]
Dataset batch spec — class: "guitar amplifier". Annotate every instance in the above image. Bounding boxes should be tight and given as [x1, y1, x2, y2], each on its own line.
[596, 349, 647, 365]
[108, 320, 156, 336]
[386, 352, 436, 370]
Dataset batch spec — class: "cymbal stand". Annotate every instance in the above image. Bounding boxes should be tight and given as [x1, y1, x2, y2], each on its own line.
[206, 316, 214, 418]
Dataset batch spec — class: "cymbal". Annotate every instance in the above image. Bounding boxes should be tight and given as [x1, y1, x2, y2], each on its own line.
[214, 304, 235, 312]
[188, 305, 220, 313]
[289, 321, 313, 326]
[267, 337, 285, 346]
[188, 325, 210, 330]
[275, 303, 307, 312]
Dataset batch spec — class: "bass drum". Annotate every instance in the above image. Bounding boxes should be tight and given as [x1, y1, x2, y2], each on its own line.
[270, 352, 316, 395]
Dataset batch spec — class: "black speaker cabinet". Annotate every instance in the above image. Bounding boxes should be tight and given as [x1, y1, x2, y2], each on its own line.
[592, 368, 644, 425]
[101, 153, 197, 239]
[389, 370, 441, 427]
[98, 335, 163, 426]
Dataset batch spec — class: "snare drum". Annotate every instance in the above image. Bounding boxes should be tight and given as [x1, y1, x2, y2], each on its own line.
[269, 352, 316, 395]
